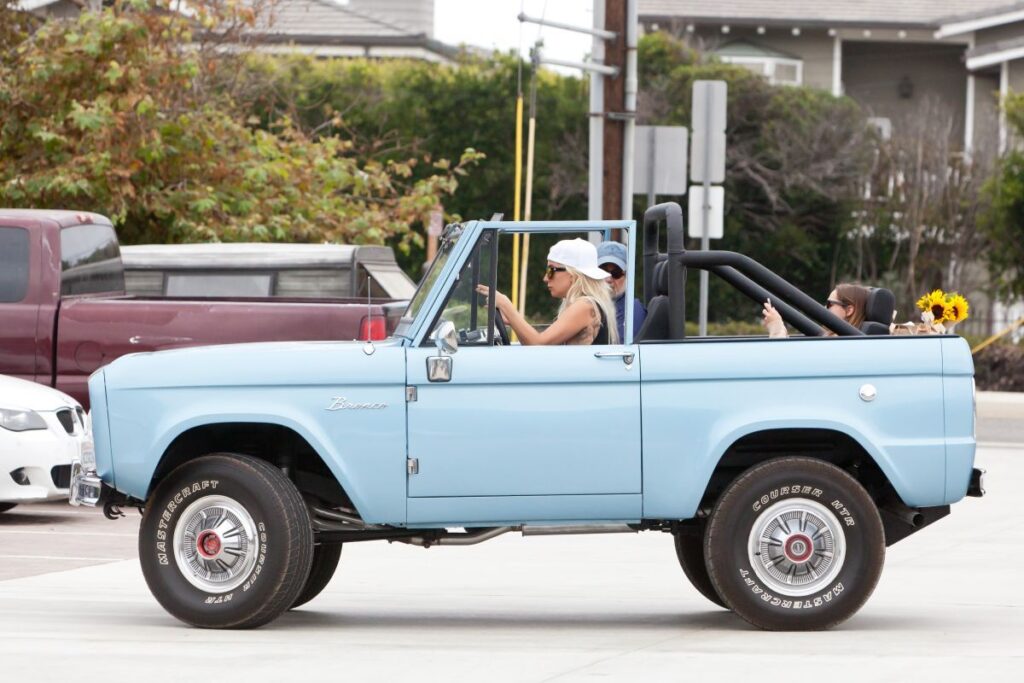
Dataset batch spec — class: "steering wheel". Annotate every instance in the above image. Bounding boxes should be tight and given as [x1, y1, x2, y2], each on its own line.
[493, 309, 511, 346]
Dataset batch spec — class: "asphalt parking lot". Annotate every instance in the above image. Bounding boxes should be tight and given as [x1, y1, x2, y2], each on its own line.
[0, 396, 1020, 682]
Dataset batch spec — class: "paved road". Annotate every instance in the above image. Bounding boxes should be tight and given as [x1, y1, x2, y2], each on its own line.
[0, 442, 1019, 682]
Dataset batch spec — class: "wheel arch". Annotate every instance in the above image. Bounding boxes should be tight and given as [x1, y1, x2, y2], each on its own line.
[698, 427, 902, 513]
[150, 422, 353, 510]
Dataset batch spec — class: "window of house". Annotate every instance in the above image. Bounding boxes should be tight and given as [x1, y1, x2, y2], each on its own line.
[719, 56, 803, 86]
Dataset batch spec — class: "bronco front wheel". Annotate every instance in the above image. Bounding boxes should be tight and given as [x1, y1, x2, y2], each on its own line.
[139, 453, 313, 629]
[704, 457, 885, 631]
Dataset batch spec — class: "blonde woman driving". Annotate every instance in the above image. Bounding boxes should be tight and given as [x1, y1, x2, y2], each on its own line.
[476, 238, 619, 346]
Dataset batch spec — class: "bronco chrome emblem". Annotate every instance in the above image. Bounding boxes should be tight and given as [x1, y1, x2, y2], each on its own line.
[326, 397, 388, 411]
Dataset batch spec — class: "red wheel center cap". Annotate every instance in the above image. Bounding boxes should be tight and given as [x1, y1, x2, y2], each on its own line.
[784, 534, 813, 563]
[197, 530, 222, 559]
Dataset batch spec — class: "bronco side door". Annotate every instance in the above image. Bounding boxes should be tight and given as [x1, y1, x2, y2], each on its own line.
[404, 222, 642, 526]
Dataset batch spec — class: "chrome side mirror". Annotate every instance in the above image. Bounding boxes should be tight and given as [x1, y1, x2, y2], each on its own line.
[428, 321, 457, 382]
[434, 321, 458, 355]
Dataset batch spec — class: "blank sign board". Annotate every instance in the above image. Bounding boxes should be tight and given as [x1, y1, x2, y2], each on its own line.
[691, 80, 728, 183]
[633, 126, 688, 195]
[687, 185, 724, 239]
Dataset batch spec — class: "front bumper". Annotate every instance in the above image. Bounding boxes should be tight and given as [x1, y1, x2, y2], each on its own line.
[69, 460, 104, 507]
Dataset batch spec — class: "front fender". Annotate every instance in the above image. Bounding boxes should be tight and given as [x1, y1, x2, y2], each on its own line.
[102, 343, 409, 524]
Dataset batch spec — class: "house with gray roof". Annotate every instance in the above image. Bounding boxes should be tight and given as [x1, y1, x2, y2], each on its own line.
[639, 1, 1024, 157]
[18, 0, 460, 63]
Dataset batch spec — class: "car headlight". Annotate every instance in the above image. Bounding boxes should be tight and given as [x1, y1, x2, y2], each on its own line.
[0, 408, 48, 432]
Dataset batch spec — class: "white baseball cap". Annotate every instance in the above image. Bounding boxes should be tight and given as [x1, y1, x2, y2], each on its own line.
[547, 238, 611, 281]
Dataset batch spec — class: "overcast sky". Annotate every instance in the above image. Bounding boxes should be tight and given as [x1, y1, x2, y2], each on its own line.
[434, 0, 593, 72]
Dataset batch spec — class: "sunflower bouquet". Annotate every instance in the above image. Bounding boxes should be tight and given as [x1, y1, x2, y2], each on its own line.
[893, 289, 970, 335]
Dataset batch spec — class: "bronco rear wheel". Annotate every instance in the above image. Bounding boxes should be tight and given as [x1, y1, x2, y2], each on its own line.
[139, 453, 313, 629]
[704, 457, 884, 631]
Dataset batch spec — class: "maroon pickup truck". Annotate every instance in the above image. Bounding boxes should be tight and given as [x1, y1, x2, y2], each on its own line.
[0, 210, 395, 408]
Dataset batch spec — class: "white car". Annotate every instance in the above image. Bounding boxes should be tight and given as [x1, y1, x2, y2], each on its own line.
[0, 375, 91, 514]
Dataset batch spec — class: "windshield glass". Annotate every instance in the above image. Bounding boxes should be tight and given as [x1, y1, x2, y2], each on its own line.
[397, 223, 463, 333]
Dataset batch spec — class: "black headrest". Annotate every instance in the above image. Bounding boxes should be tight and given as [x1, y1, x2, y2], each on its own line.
[863, 287, 895, 325]
[636, 295, 671, 343]
[651, 258, 670, 297]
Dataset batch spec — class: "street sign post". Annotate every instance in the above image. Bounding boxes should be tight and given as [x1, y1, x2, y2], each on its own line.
[633, 125, 688, 207]
[687, 186, 723, 239]
[691, 80, 727, 336]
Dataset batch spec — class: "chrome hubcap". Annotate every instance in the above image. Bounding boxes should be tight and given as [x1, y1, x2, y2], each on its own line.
[748, 498, 846, 597]
[174, 495, 258, 594]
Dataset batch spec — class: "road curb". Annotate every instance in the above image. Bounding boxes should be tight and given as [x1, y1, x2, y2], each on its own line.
[977, 391, 1024, 420]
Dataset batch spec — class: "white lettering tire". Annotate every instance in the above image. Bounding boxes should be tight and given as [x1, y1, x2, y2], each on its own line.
[139, 453, 313, 629]
[704, 457, 885, 630]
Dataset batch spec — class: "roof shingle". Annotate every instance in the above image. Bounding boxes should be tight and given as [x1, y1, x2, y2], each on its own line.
[638, 1, 1024, 29]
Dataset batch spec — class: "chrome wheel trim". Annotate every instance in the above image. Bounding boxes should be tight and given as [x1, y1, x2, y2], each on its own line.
[747, 498, 847, 597]
[173, 495, 259, 594]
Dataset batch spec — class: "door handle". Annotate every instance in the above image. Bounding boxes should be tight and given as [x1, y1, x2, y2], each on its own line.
[594, 350, 635, 366]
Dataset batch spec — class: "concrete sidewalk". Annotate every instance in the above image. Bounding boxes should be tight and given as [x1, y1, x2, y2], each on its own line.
[977, 390, 1024, 420]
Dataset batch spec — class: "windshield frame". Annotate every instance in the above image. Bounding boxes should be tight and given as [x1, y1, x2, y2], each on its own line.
[393, 222, 466, 339]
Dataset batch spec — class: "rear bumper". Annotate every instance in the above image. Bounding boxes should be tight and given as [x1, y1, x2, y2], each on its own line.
[967, 467, 986, 497]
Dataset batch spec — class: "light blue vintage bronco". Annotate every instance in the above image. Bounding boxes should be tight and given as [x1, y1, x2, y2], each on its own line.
[71, 203, 984, 630]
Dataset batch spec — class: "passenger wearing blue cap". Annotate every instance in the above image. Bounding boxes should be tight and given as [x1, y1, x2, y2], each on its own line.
[597, 241, 646, 342]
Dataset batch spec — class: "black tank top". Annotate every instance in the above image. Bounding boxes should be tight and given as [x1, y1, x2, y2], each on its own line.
[593, 306, 608, 345]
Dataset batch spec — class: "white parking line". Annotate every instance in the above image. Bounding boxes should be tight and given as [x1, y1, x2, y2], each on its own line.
[0, 530, 136, 538]
[0, 555, 128, 562]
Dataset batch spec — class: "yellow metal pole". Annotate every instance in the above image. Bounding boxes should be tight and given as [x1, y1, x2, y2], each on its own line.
[518, 114, 537, 315]
[971, 316, 1024, 354]
[511, 95, 524, 311]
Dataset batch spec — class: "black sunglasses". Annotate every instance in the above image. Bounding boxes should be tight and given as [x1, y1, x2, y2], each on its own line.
[600, 265, 625, 279]
[825, 298, 847, 308]
[544, 266, 568, 278]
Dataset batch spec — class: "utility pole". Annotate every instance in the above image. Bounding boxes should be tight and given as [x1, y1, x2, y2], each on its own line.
[602, 0, 626, 221]
[521, 1, 633, 221]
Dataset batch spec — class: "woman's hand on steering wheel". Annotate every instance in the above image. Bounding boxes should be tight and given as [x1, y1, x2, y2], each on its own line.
[475, 284, 512, 345]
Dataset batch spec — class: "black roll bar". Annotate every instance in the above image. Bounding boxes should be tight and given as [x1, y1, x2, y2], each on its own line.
[709, 265, 823, 337]
[643, 203, 686, 340]
[642, 202, 863, 339]
[681, 251, 863, 336]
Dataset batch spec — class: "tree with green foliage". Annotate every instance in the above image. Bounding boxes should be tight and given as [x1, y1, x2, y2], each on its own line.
[237, 51, 587, 311]
[0, 1, 479, 247]
[637, 32, 875, 323]
[982, 92, 1024, 301]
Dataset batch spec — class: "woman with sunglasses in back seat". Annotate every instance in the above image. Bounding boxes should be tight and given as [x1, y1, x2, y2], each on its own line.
[476, 238, 618, 346]
[762, 283, 869, 338]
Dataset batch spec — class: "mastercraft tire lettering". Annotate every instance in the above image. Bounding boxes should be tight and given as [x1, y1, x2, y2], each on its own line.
[139, 453, 314, 629]
[704, 457, 885, 631]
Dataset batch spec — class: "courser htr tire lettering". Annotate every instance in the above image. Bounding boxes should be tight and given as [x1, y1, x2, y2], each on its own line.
[704, 457, 885, 631]
[139, 453, 313, 629]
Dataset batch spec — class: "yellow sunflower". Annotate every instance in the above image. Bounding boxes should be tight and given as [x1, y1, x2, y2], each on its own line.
[944, 293, 970, 323]
[916, 290, 947, 320]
